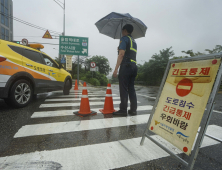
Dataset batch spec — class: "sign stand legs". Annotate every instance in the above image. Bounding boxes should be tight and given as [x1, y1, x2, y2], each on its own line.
[140, 112, 153, 145]
[187, 101, 215, 170]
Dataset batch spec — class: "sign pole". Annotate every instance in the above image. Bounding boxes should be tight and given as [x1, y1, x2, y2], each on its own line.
[63, 0, 65, 35]
[90, 62, 96, 78]
[77, 55, 79, 85]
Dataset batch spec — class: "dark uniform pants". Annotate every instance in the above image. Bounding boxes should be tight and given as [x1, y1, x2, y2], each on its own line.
[118, 62, 138, 112]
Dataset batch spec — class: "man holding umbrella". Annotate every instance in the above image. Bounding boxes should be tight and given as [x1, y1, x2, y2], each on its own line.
[95, 12, 147, 116]
[113, 24, 138, 116]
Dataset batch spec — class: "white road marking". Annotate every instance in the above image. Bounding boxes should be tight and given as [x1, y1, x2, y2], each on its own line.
[1, 125, 220, 170]
[54, 94, 118, 98]
[213, 110, 222, 114]
[15, 114, 150, 138]
[69, 89, 108, 92]
[31, 105, 153, 118]
[39, 100, 140, 108]
[137, 94, 156, 99]
[45, 96, 120, 102]
[56, 92, 105, 94]
[204, 125, 222, 140]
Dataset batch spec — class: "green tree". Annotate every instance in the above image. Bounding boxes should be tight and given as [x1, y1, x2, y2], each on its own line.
[137, 45, 222, 87]
[205, 45, 222, 54]
[138, 47, 175, 86]
[89, 78, 100, 86]
[85, 55, 112, 76]
[181, 50, 205, 57]
[80, 71, 108, 86]
[182, 45, 222, 57]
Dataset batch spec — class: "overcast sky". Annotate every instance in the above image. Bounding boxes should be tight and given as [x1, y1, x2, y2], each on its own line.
[13, 0, 222, 75]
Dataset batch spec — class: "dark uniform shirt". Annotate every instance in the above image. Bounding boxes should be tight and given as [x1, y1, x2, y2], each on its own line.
[118, 35, 137, 64]
[119, 36, 130, 51]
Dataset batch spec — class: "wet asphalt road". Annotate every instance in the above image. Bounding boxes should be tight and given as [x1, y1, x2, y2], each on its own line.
[0, 85, 222, 170]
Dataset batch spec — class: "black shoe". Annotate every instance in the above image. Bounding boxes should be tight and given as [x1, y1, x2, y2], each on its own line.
[128, 110, 137, 116]
[113, 110, 127, 116]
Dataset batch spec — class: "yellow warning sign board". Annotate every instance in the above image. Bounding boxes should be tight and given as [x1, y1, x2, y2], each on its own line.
[42, 30, 52, 39]
[149, 59, 221, 155]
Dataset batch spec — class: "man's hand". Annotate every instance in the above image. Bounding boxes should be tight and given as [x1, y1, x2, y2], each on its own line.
[113, 50, 125, 78]
[113, 69, 118, 78]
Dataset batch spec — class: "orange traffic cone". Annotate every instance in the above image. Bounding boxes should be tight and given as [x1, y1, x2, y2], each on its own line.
[74, 80, 79, 90]
[74, 82, 97, 117]
[99, 83, 117, 114]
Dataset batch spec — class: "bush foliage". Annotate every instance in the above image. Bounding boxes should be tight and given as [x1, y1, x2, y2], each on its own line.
[79, 71, 108, 86]
[136, 45, 222, 86]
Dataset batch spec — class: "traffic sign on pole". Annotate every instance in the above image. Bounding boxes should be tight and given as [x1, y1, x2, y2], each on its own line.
[42, 30, 53, 39]
[61, 57, 66, 64]
[90, 62, 96, 68]
[21, 39, 28, 45]
[59, 36, 88, 56]
[66, 55, 72, 71]
[90, 66, 99, 72]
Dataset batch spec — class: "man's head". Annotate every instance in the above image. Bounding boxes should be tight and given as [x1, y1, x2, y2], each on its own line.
[122, 24, 133, 36]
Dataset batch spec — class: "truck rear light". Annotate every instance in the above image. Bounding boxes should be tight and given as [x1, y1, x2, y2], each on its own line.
[0, 57, 6, 62]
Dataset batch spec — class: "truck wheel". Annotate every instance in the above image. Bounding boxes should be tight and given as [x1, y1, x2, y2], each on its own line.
[7, 79, 33, 108]
[63, 80, 71, 95]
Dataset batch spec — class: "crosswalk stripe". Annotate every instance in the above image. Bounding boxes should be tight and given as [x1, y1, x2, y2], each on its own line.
[45, 96, 120, 102]
[69, 91, 106, 93]
[3, 85, 221, 170]
[213, 110, 222, 114]
[1, 125, 220, 170]
[53, 94, 118, 98]
[31, 105, 153, 118]
[39, 100, 140, 108]
[14, 114, 150, 138]
[137, 94, 156, 99]
[70, 92, 105, 94]
[204, 125, 222, 140]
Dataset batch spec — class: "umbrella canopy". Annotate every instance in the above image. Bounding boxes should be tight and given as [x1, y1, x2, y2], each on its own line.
[95, 12, 147, 39]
